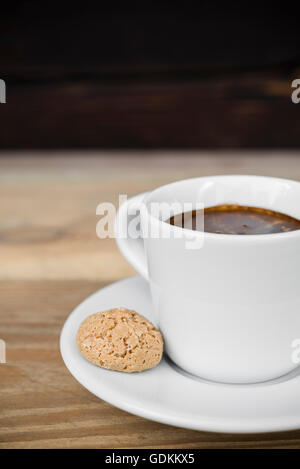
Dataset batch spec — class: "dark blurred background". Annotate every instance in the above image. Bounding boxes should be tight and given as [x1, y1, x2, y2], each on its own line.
[1, 1, 300, 148]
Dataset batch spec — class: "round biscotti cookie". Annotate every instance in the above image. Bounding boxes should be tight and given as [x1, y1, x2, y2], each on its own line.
[76, 308, 163, 372]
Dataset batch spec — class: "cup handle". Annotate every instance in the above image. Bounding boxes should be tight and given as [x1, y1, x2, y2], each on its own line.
[115, 192, 149, 281]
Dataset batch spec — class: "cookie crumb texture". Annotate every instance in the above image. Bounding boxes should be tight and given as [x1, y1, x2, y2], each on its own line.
[77, 308, 163, 372]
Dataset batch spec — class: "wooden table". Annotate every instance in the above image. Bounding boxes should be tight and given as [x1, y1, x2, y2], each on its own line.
[1, 151, 300, 449]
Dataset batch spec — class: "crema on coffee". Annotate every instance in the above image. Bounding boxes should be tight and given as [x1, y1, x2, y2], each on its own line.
[167, 205, 300, 235]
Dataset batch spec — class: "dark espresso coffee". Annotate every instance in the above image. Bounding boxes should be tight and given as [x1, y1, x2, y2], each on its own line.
[168, 205, 300, 235]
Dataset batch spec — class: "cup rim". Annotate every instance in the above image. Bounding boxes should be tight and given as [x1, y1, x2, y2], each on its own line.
[143, 174, 300, 242]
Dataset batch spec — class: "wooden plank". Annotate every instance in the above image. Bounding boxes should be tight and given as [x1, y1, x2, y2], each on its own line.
[1, 5, 299, 148]
[1, 279, 300, 449]
[0, 153, 300, 448]
[2, 4, 299, 76]
[0, 151, 299, 281]
[1, 73, 299, 148]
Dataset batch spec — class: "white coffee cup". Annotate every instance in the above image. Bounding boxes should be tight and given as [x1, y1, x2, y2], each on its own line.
[115, 175, 300, 383]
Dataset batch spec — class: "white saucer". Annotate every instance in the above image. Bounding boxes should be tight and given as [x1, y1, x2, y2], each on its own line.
[60, 276, 300, 434]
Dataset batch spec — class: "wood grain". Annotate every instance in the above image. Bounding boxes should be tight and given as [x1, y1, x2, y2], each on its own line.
[1, 72, 300, 148]
[1, 152, 300, 448]
[1, 4, 300, 148]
